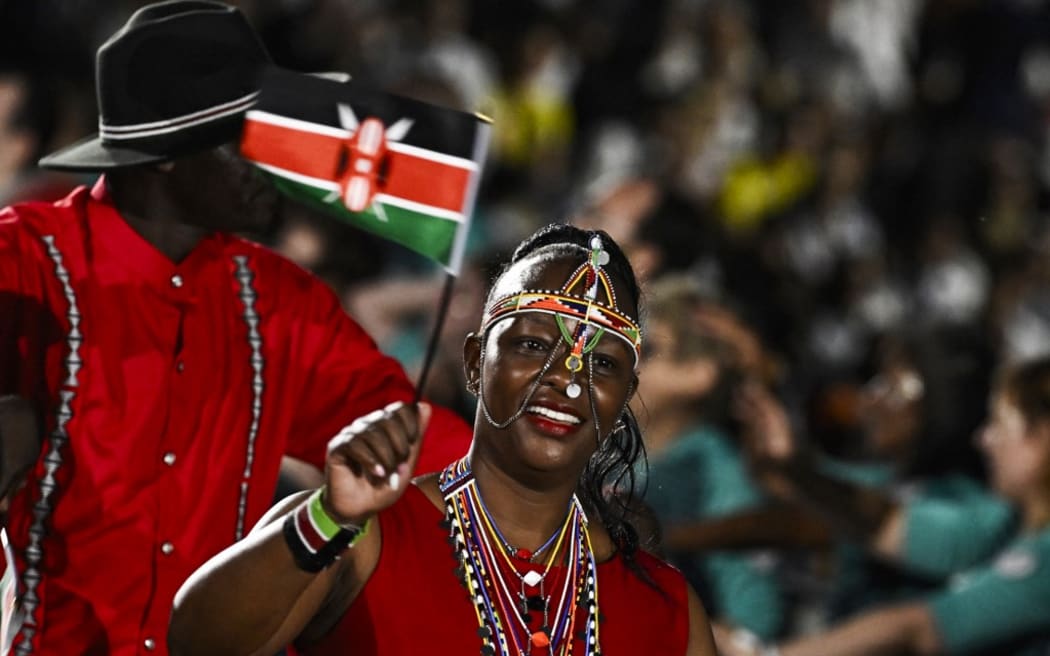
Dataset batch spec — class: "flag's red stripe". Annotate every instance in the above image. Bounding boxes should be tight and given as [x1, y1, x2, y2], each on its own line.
[242, 120, 342, 176]
[242, 119, 470, 213]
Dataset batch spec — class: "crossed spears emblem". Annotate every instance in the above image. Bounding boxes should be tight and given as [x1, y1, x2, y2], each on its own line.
[323, 103, 414, 221]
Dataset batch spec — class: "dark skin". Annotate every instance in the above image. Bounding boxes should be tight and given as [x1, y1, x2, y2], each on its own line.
[169, 251, 717, 656]
[107, 143, 281, 262]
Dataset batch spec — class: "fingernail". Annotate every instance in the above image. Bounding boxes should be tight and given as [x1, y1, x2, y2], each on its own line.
[373, 463, 386, 477]
[397, 463, 410, 476]
[388, 472, 401, 489]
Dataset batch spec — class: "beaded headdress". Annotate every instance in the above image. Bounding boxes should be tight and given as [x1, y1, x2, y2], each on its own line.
[480, 235, 642, 400]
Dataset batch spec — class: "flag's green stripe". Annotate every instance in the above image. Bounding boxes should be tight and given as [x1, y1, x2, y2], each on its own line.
[270, 175, 458, 266]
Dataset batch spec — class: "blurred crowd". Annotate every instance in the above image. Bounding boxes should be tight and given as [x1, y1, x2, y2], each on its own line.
[4, 0, 1050, 650]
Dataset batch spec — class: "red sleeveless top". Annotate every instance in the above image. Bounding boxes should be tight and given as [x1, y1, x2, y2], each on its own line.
[297, 485, 690, 655]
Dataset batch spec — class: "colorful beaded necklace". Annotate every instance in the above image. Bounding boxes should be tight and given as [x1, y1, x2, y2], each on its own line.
[440, 457, 602, 656]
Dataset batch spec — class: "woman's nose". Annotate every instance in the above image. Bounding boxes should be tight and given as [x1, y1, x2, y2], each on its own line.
[541, 344, 583, 394]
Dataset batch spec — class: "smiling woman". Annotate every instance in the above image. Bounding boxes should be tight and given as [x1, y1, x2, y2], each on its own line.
[168, 224, 717, 656]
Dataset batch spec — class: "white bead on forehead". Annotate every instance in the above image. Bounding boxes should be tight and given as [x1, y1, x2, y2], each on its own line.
[592, 236, 610, 266]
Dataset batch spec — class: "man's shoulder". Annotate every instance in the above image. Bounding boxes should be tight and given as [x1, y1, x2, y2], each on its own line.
[0, 185, 91, 247]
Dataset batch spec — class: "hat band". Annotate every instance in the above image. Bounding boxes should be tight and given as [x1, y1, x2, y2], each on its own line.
[99, 90, 259, 141]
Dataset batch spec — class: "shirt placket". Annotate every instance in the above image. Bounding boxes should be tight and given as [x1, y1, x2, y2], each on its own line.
[139, 268, 194, 654]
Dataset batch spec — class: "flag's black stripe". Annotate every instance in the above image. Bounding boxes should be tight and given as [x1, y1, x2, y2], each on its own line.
[256, 67, 482, 161]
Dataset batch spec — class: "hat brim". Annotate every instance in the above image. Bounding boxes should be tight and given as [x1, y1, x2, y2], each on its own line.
[38, 134, 171, 172]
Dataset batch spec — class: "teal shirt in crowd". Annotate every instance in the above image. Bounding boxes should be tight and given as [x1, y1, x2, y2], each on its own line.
[901, 485, 1049, 655]
[818, 458, 919, 618]
[902, 476, 1016, 578]
[644, 424, 784, 639]
[817, 463, 1008, 619]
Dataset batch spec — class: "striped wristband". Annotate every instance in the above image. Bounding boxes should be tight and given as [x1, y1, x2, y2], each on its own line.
[283, 488, 370, 573]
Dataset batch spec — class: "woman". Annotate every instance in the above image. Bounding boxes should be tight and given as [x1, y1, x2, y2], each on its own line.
[638, 274, 783, 640]
[718, 356, 1050, 655]
[168, 224, 717, 655]
[696, 329, 996, 623]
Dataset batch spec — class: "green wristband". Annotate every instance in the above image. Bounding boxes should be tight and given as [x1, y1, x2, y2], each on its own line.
[308, 487, 370, 542]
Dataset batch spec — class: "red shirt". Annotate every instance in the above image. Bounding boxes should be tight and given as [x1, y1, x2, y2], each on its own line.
[299, 485, 691, 656]
[0, 179, 471, 655]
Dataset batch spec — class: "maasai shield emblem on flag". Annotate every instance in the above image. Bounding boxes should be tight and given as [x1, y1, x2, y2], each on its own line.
[241, 67, 491, 274]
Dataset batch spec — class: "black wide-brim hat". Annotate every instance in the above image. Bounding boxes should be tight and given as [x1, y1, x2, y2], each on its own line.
[39, 0, 271, 171]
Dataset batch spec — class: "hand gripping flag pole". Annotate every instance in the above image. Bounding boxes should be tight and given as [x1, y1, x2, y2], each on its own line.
[240, 66, 492, 400]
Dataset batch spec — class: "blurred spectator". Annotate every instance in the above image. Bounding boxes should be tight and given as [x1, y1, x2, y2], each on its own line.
[663, 327, 992, 628]
[718, 356, 1050, 656]
[741, 329, 992, 616]
[637, 274, 784, 640]
[0, 70, 72, 205]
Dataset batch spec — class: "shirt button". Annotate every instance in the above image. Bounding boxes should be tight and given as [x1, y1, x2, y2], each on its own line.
[144, 638, 156, 650]
[171, 274, 183, 288]
[175, 361, 185, 373]
[163, 452, 176, 466]
[161, 542, 175, 555]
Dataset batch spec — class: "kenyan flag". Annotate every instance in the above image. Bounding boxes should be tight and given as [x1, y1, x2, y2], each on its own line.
[240, 67, 491, 274]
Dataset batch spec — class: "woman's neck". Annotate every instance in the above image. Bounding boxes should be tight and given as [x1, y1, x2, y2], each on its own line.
[468, 452, 580, 556]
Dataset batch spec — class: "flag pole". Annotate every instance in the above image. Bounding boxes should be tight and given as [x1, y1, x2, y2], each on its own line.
[413, 272, 456, 403]
[414, 117, 489, 403]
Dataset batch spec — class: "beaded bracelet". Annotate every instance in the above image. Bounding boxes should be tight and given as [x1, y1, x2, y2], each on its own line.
[282, 488, 370, 573]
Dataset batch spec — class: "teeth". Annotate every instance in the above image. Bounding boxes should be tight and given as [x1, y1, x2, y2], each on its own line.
[526, 405, 582, 425]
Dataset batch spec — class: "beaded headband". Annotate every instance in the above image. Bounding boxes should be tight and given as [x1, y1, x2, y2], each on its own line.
[480, 235, 643, 398]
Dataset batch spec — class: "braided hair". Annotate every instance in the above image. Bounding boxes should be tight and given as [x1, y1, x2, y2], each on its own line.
[488, 223, 653, 584]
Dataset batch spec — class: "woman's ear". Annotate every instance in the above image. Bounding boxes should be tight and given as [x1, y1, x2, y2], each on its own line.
[463, 332, 482, 394]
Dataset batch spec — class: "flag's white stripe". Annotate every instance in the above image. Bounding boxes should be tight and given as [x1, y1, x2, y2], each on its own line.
[388, 142, 477, 171]
[373, 194, 464, 222]
[247, 110, 348, 138]
[101, 92, 259, 136]
[246, 110, 479, 170]
[256, 162, 465, 222]
[254, 162, 340, 190]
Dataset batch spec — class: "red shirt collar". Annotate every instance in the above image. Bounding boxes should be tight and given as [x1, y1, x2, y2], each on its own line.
[86, 175, 229, 292]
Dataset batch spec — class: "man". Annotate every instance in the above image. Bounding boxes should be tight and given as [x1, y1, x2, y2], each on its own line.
[0, 1, 471, 654]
